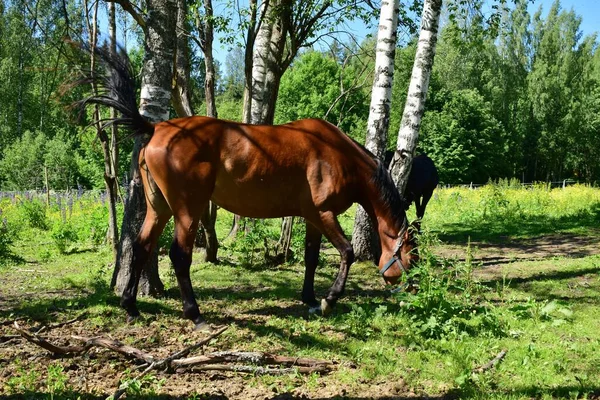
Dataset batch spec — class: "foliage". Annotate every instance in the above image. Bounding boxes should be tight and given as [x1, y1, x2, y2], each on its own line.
[19, 197, 49, 230]
[419, 89, 508, 183]
[0, 212, 15, 265]
[51, 221, 78, 254]
[275, 51, 369, 139]
[396, 234, 505, 339]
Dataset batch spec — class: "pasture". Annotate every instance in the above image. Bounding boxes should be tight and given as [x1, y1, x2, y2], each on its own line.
[1, 183, 599, 399]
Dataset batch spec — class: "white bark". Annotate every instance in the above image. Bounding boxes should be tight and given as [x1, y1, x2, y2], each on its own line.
[389, 0, 442, 193]
[250, 1, 273, 124]
[352, 0, 399, 261]
[113, 0, 177, 296]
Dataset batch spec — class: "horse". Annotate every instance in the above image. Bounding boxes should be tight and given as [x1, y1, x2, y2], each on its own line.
[385, 152, 439, 220]
[78, 47, 418, 331]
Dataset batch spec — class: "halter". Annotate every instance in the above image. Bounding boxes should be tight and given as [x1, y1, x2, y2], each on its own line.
[379, 218, 411, 292]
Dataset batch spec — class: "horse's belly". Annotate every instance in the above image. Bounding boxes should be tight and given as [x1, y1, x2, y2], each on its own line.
[211, 175, 304, 218]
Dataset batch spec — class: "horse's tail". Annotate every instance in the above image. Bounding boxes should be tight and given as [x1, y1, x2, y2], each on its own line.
[70, 43, 154, 137]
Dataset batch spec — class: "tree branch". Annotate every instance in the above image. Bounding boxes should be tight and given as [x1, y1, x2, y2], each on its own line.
[105, 0, 147, 33]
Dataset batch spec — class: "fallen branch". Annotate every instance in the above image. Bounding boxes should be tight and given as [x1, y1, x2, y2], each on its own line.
[473, 349, 508, 374]
[15, 321, 154, 363]
[161, 325, 229, 363]
[14, 322, 87, 355]
[172, 351, 334, 370]
[110, 326, 228, 400]
[186, 363, 330, 375]
[71, 336, 155, 364]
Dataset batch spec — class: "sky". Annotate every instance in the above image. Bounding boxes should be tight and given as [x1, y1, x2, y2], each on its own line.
[528, 0, 599, 38]
[213, 0, 599, 70]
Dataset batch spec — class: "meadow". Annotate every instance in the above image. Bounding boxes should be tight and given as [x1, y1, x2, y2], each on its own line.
[0, 182, 599, 399]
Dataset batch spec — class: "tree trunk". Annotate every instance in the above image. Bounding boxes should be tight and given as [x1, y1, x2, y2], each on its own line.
[106, 1, 119, 259]
[352, 0, 399, 262]
[389, 0, 442, 193]
[173, 0, 194, 118]
[111, 0, 177, 297]
[231, 0, 260, 239]
[250, 0, 273, 124]
[261, 0, 289, 124]
[201, 0, 218, 119]
[189, 0, 219, 261]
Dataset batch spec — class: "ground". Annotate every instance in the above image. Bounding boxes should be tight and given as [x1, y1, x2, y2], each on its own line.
[1, 231, 600, 399]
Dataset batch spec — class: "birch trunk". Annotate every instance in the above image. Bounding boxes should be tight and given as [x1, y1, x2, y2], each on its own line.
[250, 1, 273, 124]
[389, 0, 442, 193]
[112, 0, 177, 296]
[351, 0, 399, 262]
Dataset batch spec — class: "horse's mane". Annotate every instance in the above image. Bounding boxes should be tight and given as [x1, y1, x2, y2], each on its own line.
[371, 161, 409, 226]
[346, 137, 408, 224]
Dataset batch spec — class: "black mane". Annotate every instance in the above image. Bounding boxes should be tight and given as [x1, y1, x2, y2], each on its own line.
[371, 161, 409, 227]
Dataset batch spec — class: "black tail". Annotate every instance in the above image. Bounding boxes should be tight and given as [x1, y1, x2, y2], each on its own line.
[71, 43, 154, 136]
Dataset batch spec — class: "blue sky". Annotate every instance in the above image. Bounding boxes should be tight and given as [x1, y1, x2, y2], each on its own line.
[528, 0, 599, 39]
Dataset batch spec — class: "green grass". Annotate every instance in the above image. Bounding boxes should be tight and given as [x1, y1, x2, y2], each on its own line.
[1, 185, 599, 398]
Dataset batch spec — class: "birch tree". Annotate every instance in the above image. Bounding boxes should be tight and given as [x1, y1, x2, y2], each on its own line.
[189, 0, 219, 261]
[388, 0, 442, 192]
[351, 0, 399, 262]
[111, 0, 177, 296]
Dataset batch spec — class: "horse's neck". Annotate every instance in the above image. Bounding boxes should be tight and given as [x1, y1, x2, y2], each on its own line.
[359, 179, 403, 249]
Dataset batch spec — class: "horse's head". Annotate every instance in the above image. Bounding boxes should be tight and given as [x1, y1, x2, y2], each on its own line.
[378, 220, 419, 288]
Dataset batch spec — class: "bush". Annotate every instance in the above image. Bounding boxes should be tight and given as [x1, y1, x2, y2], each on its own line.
[20, 199, 49, 230]
[0, 216, 15, 265]
[394, 233, 505, 339]
[51, 221, 78, 254]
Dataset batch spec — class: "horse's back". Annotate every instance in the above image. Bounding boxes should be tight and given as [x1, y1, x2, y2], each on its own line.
[146, 116, 371, 219]
[408, 154, 439, 195]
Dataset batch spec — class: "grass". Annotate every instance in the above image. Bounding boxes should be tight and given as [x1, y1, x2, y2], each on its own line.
[0, 185, 600, 399]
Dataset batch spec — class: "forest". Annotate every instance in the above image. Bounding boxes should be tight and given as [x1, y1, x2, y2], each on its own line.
[0, 0, 598, 191]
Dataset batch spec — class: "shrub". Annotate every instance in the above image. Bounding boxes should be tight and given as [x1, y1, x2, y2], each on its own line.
[19, 199, 49, 230]
[51, 221, 78, 254]
[394, 233, 505, 339]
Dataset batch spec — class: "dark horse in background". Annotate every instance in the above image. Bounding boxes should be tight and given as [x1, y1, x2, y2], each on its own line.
[77, 48, 417, 331]
[385, 152, 439, 221]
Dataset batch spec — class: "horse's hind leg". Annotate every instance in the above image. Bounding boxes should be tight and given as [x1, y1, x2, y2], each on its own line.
[200, 202, 218, 263]
[302, 222, 322, 310]
[120, 206, 171, 322]
[170, 208, 212, 331]
[417, 190, 434, 220]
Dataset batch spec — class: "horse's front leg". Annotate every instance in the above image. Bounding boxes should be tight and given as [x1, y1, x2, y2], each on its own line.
[316, 212, 354, 316]
[302, 222, 323, 311]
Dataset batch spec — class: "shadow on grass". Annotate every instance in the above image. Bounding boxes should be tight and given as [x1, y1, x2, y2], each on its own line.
[437, 202, 600, 244]
[0, 277, 181, 324]
[482, 265, 600, 287]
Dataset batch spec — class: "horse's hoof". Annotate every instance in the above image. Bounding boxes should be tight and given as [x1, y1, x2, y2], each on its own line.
[308, 304, 322, 315]
[193, 321, 215, 333]
[320, 298, 333, 317]
[126, 315, 139, 325]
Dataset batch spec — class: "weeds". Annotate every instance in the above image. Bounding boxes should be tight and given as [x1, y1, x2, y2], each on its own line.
[394, 232, 505, 339]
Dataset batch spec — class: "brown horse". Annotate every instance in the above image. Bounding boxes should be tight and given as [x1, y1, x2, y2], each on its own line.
[79, 48, 417, 330]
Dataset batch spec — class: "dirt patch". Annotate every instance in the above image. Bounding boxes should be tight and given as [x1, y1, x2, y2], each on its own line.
[435, 233, 600, 267]
[0, 319, 428, 399]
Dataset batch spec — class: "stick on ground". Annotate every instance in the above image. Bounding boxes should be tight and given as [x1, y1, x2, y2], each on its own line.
[473, 349, 508, 374]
